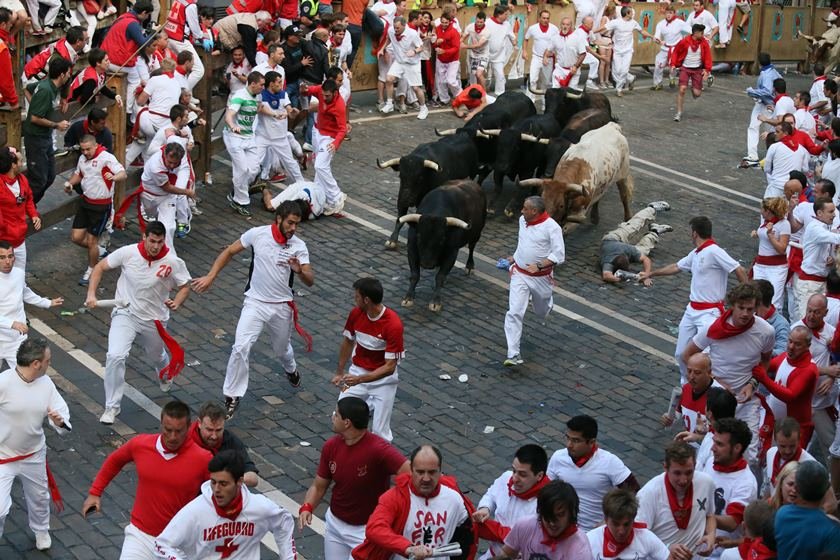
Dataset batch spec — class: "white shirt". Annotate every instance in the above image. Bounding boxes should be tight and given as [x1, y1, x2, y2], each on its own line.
[821, 159, 840, 207]
[637, 472, 716, 550]
[587, 525, 670, 560]
[0, 368, 71, 458]
[524, 22, 559, 58]
[257, 90, 292, 140]
[485, 17, 515, 63]
[764, 142, 808, 198]
[400, 485, 468, 554]
[810, 77, 828, 111]
[772, 94, 796, 118]
[477, 471, 539, 559]
[677, 243, 740, 304]
[605, 18, 641, 55]
[142, 74, 182, 116]
[371, 0, 397, 26]
[795, 107, 817, 136]
[551, 31, 587, 68]
[703, 462, 758, 552]
[239, 225, 309, 304]
[801, 218, 840, 277]
[463, 22, 490, 59]
[697, 432, 713, 473]
[791, 319, 840, 409]
[141, 149, 191, 195]
[764, 446, 816, 488]
[572, 0, 597, 26]
[148, 123, 193, 156]
[827, 295, 840, 327]
[0, 268, 50, 344]
[253, 61, 286, 83]
[790, 201, 816, 244]
[270, 181, 325, 219]
[106, 244, 191, 322]
[388, 26, 422, 65]
[757, 218, 791, 257]
[225, 60, 252, 97]
[513, 215, 566, 269]
[686, 9, 718, 38]
[692, 316, 775, 391]
[547, 447, 632, 531]
[655, 17, 689, 47]
[155, 481, 296, 560]
[76, 149, 125, 204]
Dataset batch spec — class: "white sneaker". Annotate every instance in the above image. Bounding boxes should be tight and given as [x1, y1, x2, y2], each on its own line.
[615, 270, 641, 282]
[585, 80, 600, 90]
[160, 377, 173, 393]
[334, 192, 347, 214]
[79, 267, 93, 287]
[302, 142, 314, 152]
[99, 407, 119, 425]
[380, 100, 394, 114]
[650, 223, 674, 234]
[648, 201, 671, 212]
[503, 354, 524, 367]
[417, 105, 429, 120]
[35, 531, 51, 551]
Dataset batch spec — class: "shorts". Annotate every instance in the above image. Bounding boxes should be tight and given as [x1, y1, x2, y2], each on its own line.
[377, 54, 392, 83]
[469, 56, 489, 74]
[387, 61, 422, 88]
[736, 1, 751, 13]
[0, 0, 24, 12]
[679, 67, 704, 91]
[72, 203, 111, 236]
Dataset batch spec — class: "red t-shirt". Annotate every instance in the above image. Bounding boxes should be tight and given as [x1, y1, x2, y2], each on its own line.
[452, 84, 486, 110]
[343, 306, 405, 372]
[317, 432, 407, 525]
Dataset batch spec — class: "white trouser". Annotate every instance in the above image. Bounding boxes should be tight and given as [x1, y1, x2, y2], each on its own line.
[314, 128, 342, 208]
[490, 60, 507, 96]
[141, 193, 177, 248]
[612, 50, 634, 91]
[752, 263, 787, 310]
[138, 112, 170, 142]
[828, 407, 840, 459]
[583, 52, 599, 85]
[125, 139, 147, 166]
[168, 39, 204, 89]
[653, 46, 675, 85]
[77, 8, 96, 50]
[0, 446, 49, 536]
[339, 364, 398, 442]
[13, 241, 25, 271]
[435, 60, 461, 104]
[0, 333, 26, 370]
[120, 522, 157, 560]
[718, 0, 736, 44]
[223, 130, 261, 206]
[527, 55, 552, 108]
[223, 298, 296, 398]
[104, 309, 168, 410]
[116, 65, 142, 117]
[504, 269, 553, 359]
[25, 0, 60, 29]
[175, 194, 192, 225]
[735, 396, 761, 464]
[257, 135, 304, 184]
[793, 276, 825, 323]
[675, 305, 721, 384]
[324, 508, 367, 560]
[747, 102, 773, 161]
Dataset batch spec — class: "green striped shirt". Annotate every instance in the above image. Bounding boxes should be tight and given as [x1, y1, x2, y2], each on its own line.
[227, 89, 259, 137]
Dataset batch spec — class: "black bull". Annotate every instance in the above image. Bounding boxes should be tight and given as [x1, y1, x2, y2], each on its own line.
[400, 180, 486, 312]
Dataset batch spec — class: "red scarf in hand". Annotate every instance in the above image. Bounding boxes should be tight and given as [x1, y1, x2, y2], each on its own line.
[706, 309, 755, 340]
[526, 211, 550, 227]
[713, 457, 748, 473]
[602, 522, 646, 558]
[507, 475, 550, 500]
[213, 488, 244, 521]
[540, 522, 577, 551]
[664, 475, 693, 530]
[695, 238, 716, 253]
[574, 444, 598, 467]
[771, 446, 802, 484]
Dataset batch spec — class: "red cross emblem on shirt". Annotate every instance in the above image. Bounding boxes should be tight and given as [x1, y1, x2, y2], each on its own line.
[216, 538, 239, 558]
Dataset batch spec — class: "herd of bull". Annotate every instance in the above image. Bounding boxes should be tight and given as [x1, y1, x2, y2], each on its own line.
[375, 87, 636, 312]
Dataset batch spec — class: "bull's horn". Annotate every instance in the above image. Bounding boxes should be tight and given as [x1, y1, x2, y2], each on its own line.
[398, 213, 422, 224]
[520, 133, 540, 142]
[519, 178, 545, 188]
[529, 84, 547, 96]
[565, 88, 583, 99]
[480, 129, 502, 137]
[566, 183, 585, 194]
[376, 157, 400, 169]
[435, 127, 456, 136]
[445, 217, 470, 229]
[423, 160, 441, 171]
[538, 138, 550, 144]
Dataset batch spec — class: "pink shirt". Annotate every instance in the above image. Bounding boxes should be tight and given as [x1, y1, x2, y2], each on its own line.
[504, 515, 593, 559]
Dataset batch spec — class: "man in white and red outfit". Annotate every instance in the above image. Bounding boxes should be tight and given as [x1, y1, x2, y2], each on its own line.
[547, 415, 640, 532]
[523, 10, 558, 109]
[795, 199, 840, 330]
[351, 444, 476, 560]
[661, 352, 721, 439]
[587, 488, 670, 559]
[133, 58, 182, 145]
[637, 441, 717, 558]
[686, 0, 719, 42]
[64, 135, 127, 287]
[332, 277, 404, 443]
[503, 196, 565, 367]
[85, 221, 192, 425]
[684, 282, 775, 464]
[763, 417, 817, 493]
[472, 444, 550, 559]
[0, 338, 70, 552]
[0, 147, 40, 271]
[640, 216, 748, 385]
[82, 400, 211, 560]
[191, 201, 314, 421]
[652, 5, 688, 90]
[763, 122, 809, 199]
[302, 79, 348, 216]
[299, 397, 409, 559]
[164, 0, 208, 89]
[432, 12, 462, 107]
[703, 418, 757, 559]
[546, 16, 586, 90]
[671, 23, 712, 123]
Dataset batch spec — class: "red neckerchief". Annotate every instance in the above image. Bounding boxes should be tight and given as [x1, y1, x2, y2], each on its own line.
[713, 457, 748, 473]
[257, 42, 267, 54]
[395, 32, 403, 41]
[559, 27, 573, 37]
[787, 349, 813, 368]
[748, 538, 776, 560]
[761, 215, 781, 227]
[574, 444, 598, 468]
[475, 22, 485, 32]
[408, 22, 417, 30]
[271, 223, 288, 245]
[137, 241, 170, 265]
[232, 60, 245, 69]
[507, 475, 550, 500]
[86, 144, 108, 161]
[579, 24, 591, 33]
[666, 14, 676, 22]
[330, 35, 341, 47]
[738, 537, 754, 558]
[0, 173, 18, 188]
[695, 238, 716, 253]
[82, 119, 91, 135]
[693, 8, 704, 17]
[602, 523, 646, 558]
[163, 71, 175, 78]
[774, 93, 790, 104]
[188, 420, 221, 452]
[762, 304, 777, 321]
[771, 446, 803, 483]
[418, 23, 429, 33]
[807, 321, 825, 340]
[780, 135, 800, 152]
[706, 309, 755, 340]
[213, 488, 244, 521]
[664, 474, 693, 529]
[815, 76, 827, 83]
[526, 211, 550, 227]
[539, 23, 549, 32]
[491, 16, 503, 24]
[175, 65, 188, 76]
[409, 480, 442, 502]
[540, 522, 578, 551]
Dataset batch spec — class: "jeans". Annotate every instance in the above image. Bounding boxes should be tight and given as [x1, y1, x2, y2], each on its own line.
[24, 133, 55, 204]
[347, 23, 363, 68]
[286, 81, 301, 109]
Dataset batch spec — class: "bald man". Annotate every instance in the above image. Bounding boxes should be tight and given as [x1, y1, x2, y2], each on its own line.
[663, 353, 721, 439]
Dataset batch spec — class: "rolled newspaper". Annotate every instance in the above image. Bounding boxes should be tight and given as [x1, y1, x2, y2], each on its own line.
[95, 299, 129, 309]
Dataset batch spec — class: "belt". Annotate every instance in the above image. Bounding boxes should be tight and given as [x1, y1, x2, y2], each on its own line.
[754, 254, 787, 266]
[689, 301, 724, 312]
[798, 271, 827, 282]
[513, 262, 552, 277]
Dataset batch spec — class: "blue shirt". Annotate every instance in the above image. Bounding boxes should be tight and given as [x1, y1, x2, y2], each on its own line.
[764, 308, 790, 357]
[260, 88, 287, 110]
[775, 504, 840, 560]
[746, 64, 782, 106]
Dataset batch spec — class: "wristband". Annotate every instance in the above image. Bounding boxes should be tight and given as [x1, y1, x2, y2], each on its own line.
[299, 503, 313, 514]
[749, 378, 759, 389]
